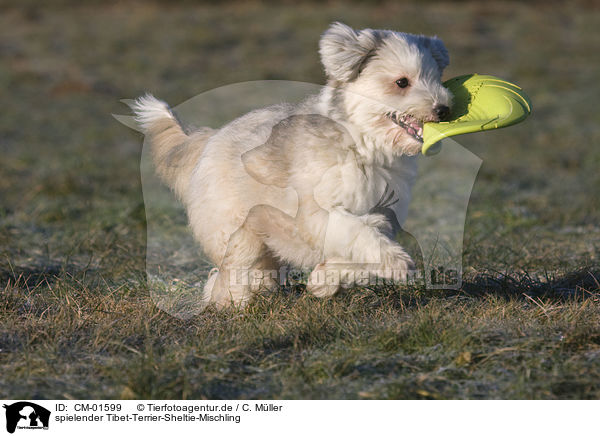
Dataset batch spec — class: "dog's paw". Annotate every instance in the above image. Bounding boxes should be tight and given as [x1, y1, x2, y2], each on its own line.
[379, 244, 415, 283]
[306, 261, 344, 298]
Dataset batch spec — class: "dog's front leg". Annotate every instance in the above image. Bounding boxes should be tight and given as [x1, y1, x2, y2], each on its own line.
[306, 208, 415, 297]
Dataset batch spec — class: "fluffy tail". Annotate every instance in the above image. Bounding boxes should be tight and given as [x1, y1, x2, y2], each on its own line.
[131, 94, 214, 201]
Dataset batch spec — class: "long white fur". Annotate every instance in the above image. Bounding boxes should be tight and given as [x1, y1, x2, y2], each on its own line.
[132, 22, 452, 309]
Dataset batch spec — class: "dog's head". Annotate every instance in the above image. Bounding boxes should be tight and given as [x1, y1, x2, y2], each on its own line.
[320, 22, 452, 157]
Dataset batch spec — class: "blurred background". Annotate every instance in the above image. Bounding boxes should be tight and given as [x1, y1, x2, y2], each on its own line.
[0, 0, 599, 399]
[1, 1, 598, 284]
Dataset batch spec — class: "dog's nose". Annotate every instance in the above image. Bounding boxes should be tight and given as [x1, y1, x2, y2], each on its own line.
[434, 104, 450, 121]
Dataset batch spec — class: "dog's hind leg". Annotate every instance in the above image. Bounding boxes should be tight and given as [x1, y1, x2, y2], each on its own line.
[203, 206, 284, 308]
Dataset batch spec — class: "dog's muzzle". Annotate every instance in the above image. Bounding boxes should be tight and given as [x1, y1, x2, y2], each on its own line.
[386, 112, 424, 142]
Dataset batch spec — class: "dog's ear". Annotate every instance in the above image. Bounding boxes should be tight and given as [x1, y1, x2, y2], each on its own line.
[319, 22, 378, 82]
[426, 36, 449, 73]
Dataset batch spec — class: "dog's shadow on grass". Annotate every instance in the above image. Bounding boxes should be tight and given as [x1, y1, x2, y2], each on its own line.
[268, 268, 600, 313]
[0, 262, 105, 292]
[1, 264, 65, 289]
[3, 261, 598, 316]
[460, 269, 600, 300]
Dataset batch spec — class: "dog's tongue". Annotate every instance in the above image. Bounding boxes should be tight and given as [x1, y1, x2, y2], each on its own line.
[404, 117, 423, 138]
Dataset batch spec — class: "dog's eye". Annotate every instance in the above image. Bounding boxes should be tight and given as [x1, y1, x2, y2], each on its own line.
[396, 78, 409, 88]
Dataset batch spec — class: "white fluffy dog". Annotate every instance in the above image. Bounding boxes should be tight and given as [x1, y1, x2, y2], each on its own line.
[133, 22, 452, 308]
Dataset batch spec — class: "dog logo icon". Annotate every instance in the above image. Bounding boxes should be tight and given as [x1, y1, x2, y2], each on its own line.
[3, 402, 50, 434]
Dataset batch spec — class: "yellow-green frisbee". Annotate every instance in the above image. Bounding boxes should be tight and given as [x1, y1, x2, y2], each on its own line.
[423, 74, 532, 155]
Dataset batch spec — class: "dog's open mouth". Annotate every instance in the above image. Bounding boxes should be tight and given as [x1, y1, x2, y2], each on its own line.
[386, 112, 424, 142]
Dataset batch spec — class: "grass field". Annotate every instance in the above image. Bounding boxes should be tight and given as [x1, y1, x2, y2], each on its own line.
[1, 1, 600, 399]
